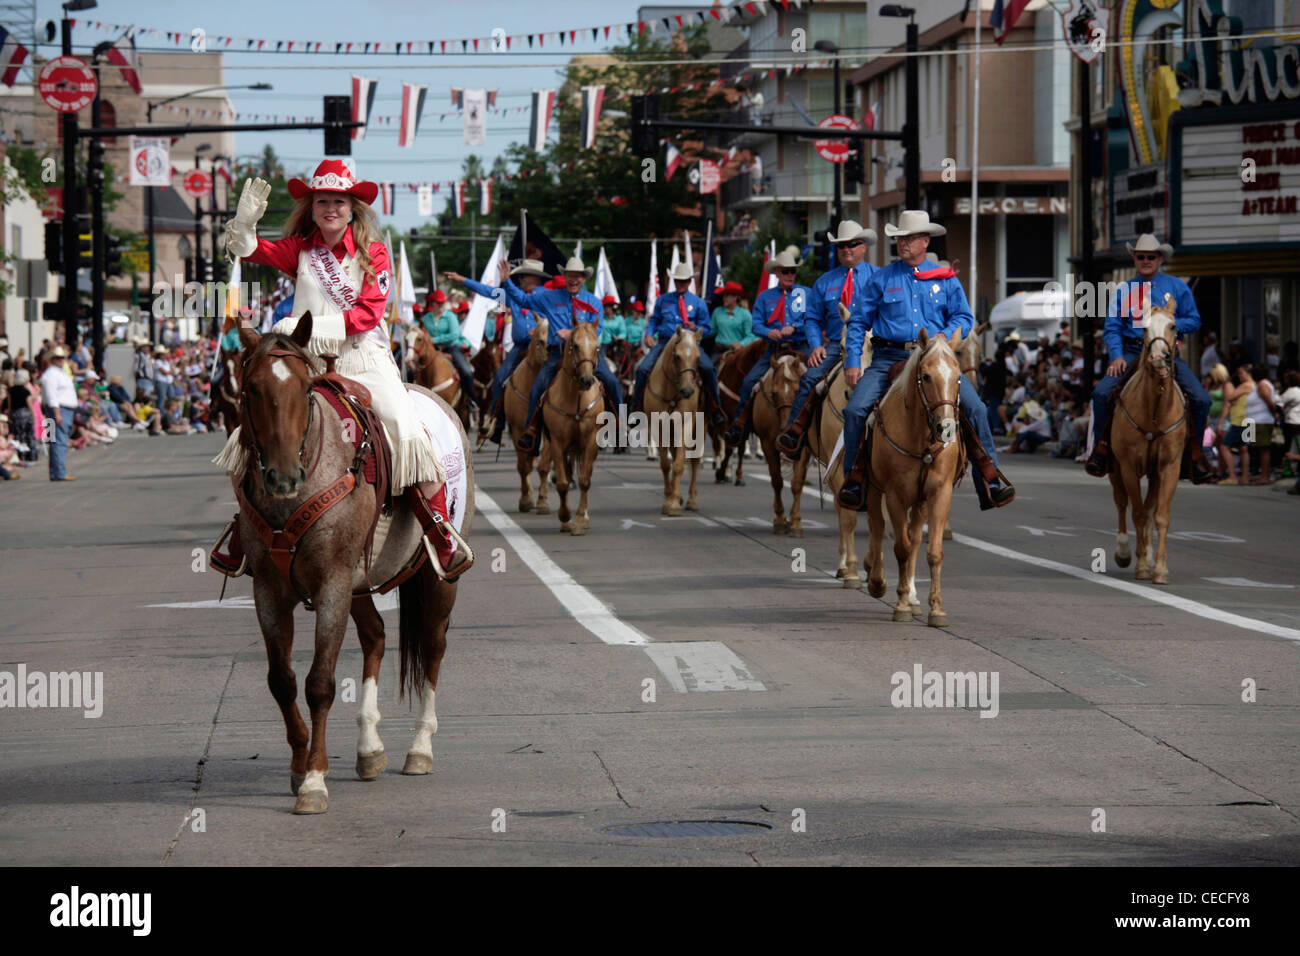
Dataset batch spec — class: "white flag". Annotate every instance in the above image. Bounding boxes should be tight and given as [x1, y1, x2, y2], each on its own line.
[574, 240, 583, 263]
[765, 239, 779, 291]
[684, 232, 697, 295]
[417, 184, 433, 217]
[646, 240, 659, 316]
[463, 88, 487, 146]
[397, 241, 416, 325]
[462, 234, 506, 356]
[594, 247, 619, 304]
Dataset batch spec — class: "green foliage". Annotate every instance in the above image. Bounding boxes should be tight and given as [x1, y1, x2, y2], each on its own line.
[723, 204, 820, 298]
[235, 144, 295, 235]
[5, 145, 48, 203]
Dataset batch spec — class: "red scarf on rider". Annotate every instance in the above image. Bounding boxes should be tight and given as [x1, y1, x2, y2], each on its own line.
[764, 290, 787, 327]
[913, 266, 957, 280]
[678, 294, 694, 329]
[840, 271, 855, 306]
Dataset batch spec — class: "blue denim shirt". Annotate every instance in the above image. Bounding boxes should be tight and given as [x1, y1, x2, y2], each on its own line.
[807, 261, 878, 350]
[751, 285, 812, 346]
[1103, 272, 1200, 360]
[501, 280, 604, 347]
[845, 258, 974, 369]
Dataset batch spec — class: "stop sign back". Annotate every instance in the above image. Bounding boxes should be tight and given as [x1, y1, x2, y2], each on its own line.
[184, 169, 213, 197]
[815, 113, 858, 164]
[39, 56, 97, 113]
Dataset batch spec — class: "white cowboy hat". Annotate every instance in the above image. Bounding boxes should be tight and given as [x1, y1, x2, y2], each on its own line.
[153, 345, 169, 356]
[1019, 399, 1046, 421]
[764, 248, 804, 274]
[510, 258, 549, 280]
[828, 219, 877, 245]
[667, 261, 696, 282]
[49, 345, 68, 358]
[132, 335, 150, 346]
[562, 255, 593, 278]
[1006, 331, 1021, 342]
[884, 209, 947, 238]
[1126, 233, 1174, 260]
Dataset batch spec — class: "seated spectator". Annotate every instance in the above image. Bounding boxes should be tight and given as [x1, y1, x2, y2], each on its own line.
[0, 414, 22, 479]
[1007, 399, 1052, 453]
[134, 392, 163, 435]
[106, 375, 143, 429]
[163, 397, 194, 435]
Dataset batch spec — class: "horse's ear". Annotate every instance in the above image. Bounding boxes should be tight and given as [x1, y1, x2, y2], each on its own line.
[975, 320, 991, 335]
[950, 326, 963, 349]
[918, 328, 930, 349]
[1163, 293, 1174, 309]
[291, 312, 314, 349]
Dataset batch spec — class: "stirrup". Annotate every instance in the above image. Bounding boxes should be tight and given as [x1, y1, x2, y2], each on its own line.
[421, 521, 475, 583]
[208, 518, 248, 578]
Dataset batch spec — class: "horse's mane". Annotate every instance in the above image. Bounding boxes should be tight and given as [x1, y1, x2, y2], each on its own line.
[886, 335, 955, 407]
[246, 331, 311, 369]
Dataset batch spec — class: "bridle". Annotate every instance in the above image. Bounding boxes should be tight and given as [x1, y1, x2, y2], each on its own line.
[875, 342, 963, 502]
[1117, 312, 1185, 442]
[647, 332, 702, 408]
[910, 346, 962, 445]
[240, 345, 318, 486]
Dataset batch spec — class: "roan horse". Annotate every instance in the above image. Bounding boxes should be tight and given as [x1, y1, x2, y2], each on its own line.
[233, 314, 472, 814]
[502, 319, 552, 514]
[1109, 295, 1185, 585]
[407, 328, 469, 429]
[642, 327, 705, 515]
[751, 350, 810, 536]
[537, 320, 603, 534]
[865, 328, 967, 627]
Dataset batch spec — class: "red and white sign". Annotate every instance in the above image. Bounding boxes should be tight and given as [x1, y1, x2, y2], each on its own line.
[698, 159, 721, 194]
[815, 114, 858, 164]
[128, 136, 171, 187]
[38, 56, 96, 113]
[184, 169, 213, 198]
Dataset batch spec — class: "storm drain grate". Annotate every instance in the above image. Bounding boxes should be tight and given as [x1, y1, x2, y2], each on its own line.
[599, 820, 773, 838]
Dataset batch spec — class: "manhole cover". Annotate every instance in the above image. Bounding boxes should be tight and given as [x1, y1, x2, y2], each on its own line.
[598, 820, 773, 838]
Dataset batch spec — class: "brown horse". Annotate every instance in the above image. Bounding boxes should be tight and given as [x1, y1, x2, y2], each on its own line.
[865, 328, 966, 626]
[502, 319, 551, 514]
[470, 340, 501, 416]
[233, 314, 472, 814]
[710, 339, 766, 485]
[212, 350, 242, 437]
[751, 350, 810, 536]
[407, 328, 468, 429]
[1109, 296, 1185, 585]
[643, 328, 705, 515]
[538, 321, 602, 534]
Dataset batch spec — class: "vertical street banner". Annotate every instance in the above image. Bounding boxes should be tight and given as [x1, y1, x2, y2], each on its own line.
[579, 85, 605, 149]
[594, 247, 619, 304]
[480, 180, 492, 215]
[462, 234, 506, 356]
[105, 29, 142, 94]
[463, 88, 487, 146]
[646, 239, 660, 316]
[530, 89, 556, 151]
[128, 136, 170, 187]
[1061, 0, 1109, 64]
[398, 82, 428, 147]
[453, 180, 466, 217]
[351, 75, 377, 140]
[379, 182, 396, 215]
[417, 184, 434, 217]
[0, 26, 30, 87]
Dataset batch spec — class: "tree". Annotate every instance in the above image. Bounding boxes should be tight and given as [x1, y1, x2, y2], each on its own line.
[723, 204, 820, 299]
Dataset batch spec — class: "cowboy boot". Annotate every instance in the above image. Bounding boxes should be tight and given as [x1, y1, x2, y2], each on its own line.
[837, 439, 871, 512]
[515, 403, 545, 453]
[409, 485, 474, 582]
[961, 417, 1016, 510]
[701, 389, 727, 431]
[1187, 432, 1213, 484]
[777, 400, 816, 458]
[724, 397, 754, 446]
[1085, 410, 1114, 478]
[208, 517, 248, 577]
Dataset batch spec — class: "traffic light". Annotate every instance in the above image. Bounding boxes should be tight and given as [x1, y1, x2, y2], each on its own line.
[814, 232, 832, 271]
[844, 148, 865, 189]
[77, 232, 94, 266]
[630, 94, 659, 158]
[88, 139, 105, 189]
[323, 95, 351, 156]
[104, 235, 123, 278]
[45, 220, 63, 271]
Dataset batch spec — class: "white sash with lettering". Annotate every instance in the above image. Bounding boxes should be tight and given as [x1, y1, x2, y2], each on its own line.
[306, 244, 358, 312]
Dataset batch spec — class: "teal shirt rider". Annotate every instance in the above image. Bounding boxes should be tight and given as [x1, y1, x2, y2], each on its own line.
[711, 304, 757, 347]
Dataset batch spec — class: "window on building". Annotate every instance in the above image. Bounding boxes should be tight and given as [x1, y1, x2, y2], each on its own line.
[1005, 214, 1056, 296]
[11, 224, 22, 258]
[100, 101, 117, 146]
[809, 10, 868, 53]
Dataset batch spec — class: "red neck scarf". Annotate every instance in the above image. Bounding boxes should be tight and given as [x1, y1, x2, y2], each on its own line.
[913, 265, 956, 281]
[765, 290, 787, 327]
[678, 293, 693, 328]
[840, 270, 855, 307]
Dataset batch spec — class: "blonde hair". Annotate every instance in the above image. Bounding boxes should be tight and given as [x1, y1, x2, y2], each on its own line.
[282, 191, 383, 282]
[1209, 363, 1229, 386]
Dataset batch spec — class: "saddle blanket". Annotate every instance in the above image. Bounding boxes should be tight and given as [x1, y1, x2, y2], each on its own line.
[408, 385, 468, 534]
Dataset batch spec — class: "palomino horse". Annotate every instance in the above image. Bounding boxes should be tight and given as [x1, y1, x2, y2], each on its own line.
[407, 328, 468, 429]
[502, 319, 552, 514]
[233, 314, 472, 814]
[865, 328, 967, 626]
[538, 321, 603, 534]
[1109, 295, 1185, 585]
[643, 328, 705, 515]
[955, 321, 990, 389]
[710, 339, 766, 486]
[751, 350, 811, 535]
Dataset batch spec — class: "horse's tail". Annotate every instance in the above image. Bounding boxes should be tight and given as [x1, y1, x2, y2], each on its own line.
[397, 565, 431, 702]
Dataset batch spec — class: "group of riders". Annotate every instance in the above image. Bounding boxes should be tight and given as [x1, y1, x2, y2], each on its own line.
[207, 157, 1214, 587]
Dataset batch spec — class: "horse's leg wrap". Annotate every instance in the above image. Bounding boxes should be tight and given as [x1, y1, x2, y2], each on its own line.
[209, 516, 248, 577]
[408, 485, 474, 582]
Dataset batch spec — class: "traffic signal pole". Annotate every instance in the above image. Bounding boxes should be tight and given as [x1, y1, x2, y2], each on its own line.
[60, 15, 79, 350]
[89, 58, 105, 375]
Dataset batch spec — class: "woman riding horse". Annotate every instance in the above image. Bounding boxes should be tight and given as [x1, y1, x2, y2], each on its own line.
[210, 159, 471, 581]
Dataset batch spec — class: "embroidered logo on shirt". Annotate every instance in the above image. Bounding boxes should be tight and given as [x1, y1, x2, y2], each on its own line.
[377, 270, 390, 296]
[885, 287, 902, 294]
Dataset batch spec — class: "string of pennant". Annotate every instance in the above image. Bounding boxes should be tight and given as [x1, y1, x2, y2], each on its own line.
[68, 0, 827, 56]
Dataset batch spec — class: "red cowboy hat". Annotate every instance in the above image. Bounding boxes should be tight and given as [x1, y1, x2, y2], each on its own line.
[631, 301, 645, 312]
[453, 300, 469, 314]
[288, 160, 379, 205]
[601, 295, 617, 306]
[546, 275, 567, 289]
[428, 289, 447, 303]
[721, 281, 745, 295]
[412, 303, 426, 314]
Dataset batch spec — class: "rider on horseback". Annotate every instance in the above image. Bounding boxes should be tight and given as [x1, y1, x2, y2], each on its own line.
[446, 259, 547, 446]
[209, 160, 472, 581]
[710, 281, 756, 362]
[631, 261, 728, 429]
[837, 210, 1015, 512]
[422, 292, 477, 404]
[724, 248, 813, 445]
[1084, 234, 1213, 483]
[777, 220, 879, 458]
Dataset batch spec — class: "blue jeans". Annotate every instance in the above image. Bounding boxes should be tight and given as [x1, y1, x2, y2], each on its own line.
[525, 346, 625, 423]
[103, 402, 123, 425]
[154, 380, 172, 405]
[632, 340, 722, 411]
[842, 345, 1000, 496]
[785, 341, 842, 428]
[135, 377, 153, 399]
[48, 407, 74, 480]
[1091, 345, 1210, 443]
[442, 347, 476, 402]
[490, 342, 528, 412]
[730, 344, 780, 426]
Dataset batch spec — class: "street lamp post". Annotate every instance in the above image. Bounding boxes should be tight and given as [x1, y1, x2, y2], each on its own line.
[880, 5, 920, 210]
[193, 145, 211, 332]
[60, 0, 96, 350]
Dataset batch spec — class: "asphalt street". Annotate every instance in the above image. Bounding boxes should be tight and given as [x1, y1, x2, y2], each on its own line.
[2, 431, 1298, 865]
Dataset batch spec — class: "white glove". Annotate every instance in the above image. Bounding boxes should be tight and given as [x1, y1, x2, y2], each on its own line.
[224, 178, 272, 258]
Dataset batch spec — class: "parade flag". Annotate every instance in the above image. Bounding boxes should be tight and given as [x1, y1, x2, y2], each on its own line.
[398, 82, 428, 147]
[463, 234, 506, 356]
[593, 246, 619, 305]
[646, 239, 660, 316]
[529, 89, 556, 151]
[417, 183, 433, 217]
[508, 210, 566, 277]
[396, 241, 416, 325]
[684, 232, 697, 294]
[0, 26, 29, 87]
[700, 221, 723, 305]
[463, 88, 487, 146]
[351, 75, 378, 140]
[104, 29, 142, 94]
[574, 240, 583, 263]
[665, 142, 683, 180]
[863, 98, 881, 131]
[480, 179, 492, 215]
[379, 182, 396, 215]
[579, 85, 605, 149]
[452, 180, 465, 217]
[450, 87, 463, 108]
[991, 0, 1031, 44]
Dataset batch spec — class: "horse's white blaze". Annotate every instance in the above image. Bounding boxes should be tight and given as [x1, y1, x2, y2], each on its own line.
[936, 358, 955, 391]
[299, 769, 327, 794]
[270, 359, 291, 383]
[409, 685, 437, 757]
[356, 676, 383, 755]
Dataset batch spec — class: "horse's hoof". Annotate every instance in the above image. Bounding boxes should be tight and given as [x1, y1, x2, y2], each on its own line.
[868, 580, 887, 598]
[519, 500, 533, 513]
[835, 567, 847, 578]
[928, 611, 949, 628]
[560, 522, 573, 533]
[1135, 568, 1152, 580]
[788, 526, 803, 538]
[402, 752, 434, 775]
[892, 607, 913, 622]
[910, 602, 922, 614]
[663, 504, 681, 517]
[356, 750, 387, 780]
[734, 479, 745, 487]
[942, 527, 952, 540]
[842, 577, 862, 590]
[290, 772, 306, 795]
[570, 525, 587, 537]
[686, 501, 698, 512]
[1115, 551, 1132, 568]
[1153, 570, 1170, 585]
[534, 504, 550, 515]
[292, 789, 328, 814]
[715, 475, 728, 484]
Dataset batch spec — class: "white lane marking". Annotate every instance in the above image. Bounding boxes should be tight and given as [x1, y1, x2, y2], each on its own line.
[1203, 577, 1296, 589]
[271, 359, 291, 383]
[474, 488, 650, 646]
[620, 519, 656, 530]
[643, 642, 766, 693]
[799, 484, 1300, 645]
[147, 597, 256, 609]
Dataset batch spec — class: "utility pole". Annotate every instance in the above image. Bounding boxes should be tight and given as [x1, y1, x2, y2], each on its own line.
[88, 55, 105, 375]
[1079, 58, 1096, 392]
[904, 18, 920, 210]
[60, 14, 80, 349]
